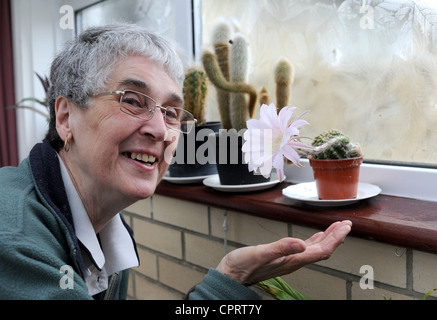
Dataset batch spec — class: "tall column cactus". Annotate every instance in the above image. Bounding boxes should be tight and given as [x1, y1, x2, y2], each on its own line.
[203, 21, 295, 131]
[229, 34, 252, 131]
[183, 68, 208, 126]
[275, 58, 294, 111]
[212, 22, 232, 130]
[202, 51, 258, 131]
[202, 22, 257, 131]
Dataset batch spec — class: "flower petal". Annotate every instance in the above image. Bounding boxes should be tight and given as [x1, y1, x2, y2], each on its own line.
[276, 167, 285, 182]
[272, 152, 284, 169]
[272, 153, 285, 182]
[243, 103, 311, 182]
[278, 107, 294, 132]
[260, 104, 279, 128]
[282, 144, 301, 165]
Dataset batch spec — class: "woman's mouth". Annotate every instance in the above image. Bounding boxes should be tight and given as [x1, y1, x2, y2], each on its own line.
[122, 152, 157, 167]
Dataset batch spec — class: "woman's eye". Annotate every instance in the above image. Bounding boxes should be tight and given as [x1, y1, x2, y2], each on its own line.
[122, 97, 142, 108]
[165, 108, 179, 120]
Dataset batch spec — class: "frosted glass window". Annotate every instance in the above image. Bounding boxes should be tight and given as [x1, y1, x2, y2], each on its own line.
[201, 0, 437, 166]
[75, 0, 194, 65]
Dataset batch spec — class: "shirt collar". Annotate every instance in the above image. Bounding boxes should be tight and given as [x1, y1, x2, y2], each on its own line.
[58, 157, 139, 273]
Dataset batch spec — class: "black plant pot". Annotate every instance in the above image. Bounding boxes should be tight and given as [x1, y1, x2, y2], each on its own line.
[214, 130, 270, 185]
[168, 122, 221, 177]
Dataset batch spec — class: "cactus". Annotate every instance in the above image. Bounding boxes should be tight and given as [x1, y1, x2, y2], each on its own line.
[311, 130, 363, 160]
[202, 50, 258, 131]
[212, 22, 232, 130]
[203, 21, 258, 131]
[183, 68, 208, 126]
[275, 58, 294, 111]
[203, 20, 295, 131]
[229, 34, 252, 131]
[259, 87, 270, 106]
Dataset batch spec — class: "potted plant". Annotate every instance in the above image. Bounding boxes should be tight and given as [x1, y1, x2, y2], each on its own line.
[242, 103, 364, 200]
[8, 73, 50, 120]
[168, 67, 221, 178]
[308, 130, 363, 200]
[202, 21, 295, 185]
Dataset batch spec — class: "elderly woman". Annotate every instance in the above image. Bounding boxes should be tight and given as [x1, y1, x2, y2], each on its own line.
[0, 24, 351, 299]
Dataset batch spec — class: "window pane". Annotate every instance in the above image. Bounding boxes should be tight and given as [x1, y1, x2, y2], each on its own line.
[201, 0, 437, 166]
[76, 0, 175, 33]
[76, 0, 193, 65]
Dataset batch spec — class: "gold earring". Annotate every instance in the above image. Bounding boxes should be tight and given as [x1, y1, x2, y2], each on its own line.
[64, 134, 72, 152]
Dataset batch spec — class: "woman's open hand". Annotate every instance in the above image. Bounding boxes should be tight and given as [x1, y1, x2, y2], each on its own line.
[216, 220, 352, 285]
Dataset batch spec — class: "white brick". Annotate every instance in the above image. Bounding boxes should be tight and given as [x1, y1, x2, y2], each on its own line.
[185, 233, 238, 269]
[125, 199, 152, 218]
[158, 257, 206, 293]
[210, 208, 288, 246]
[413, 250, 437, 297]
[282, 267, 347, 300]
[132, 218, 183, 259]
[134, 275, 183, 300]
[292, 225, 407, 288]
[153, 195, 209, 234]
[134, 247, 158, 280]
[351, 282, 413, 300]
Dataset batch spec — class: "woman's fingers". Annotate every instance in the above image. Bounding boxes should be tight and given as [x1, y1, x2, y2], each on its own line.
[216, 220, 352, 285]
[305, 220, 352, 246]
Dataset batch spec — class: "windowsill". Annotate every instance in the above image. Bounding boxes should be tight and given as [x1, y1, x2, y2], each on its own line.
[155, 179, 437, 254]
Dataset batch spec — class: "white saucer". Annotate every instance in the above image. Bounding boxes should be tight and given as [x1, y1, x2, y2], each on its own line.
[203, 174, 282, 193]
[162, 173, 217, 185]
[282, 182, 381, 207]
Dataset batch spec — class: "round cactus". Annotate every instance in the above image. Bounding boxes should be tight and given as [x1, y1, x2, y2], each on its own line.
[311, 130, 362, 160]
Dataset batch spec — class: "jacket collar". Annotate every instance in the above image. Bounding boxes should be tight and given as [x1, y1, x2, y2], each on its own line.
[29, 140, 139, 279]
[29, 140, 86, 277]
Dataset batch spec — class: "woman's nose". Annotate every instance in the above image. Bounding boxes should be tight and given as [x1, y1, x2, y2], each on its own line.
[140, 108, 168, 140]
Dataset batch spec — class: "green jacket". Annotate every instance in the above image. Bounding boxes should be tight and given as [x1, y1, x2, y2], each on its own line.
[0, 141, 93, 299]
[0, 140, 260, 300]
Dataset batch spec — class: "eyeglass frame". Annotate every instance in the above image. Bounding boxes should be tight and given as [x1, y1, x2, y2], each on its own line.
[94, 89, 197, 134]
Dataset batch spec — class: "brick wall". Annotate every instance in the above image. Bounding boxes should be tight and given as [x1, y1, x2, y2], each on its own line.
[123, 195, 437, 300]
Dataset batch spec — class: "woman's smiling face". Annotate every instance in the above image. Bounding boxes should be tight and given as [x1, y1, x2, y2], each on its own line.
[64, 55, 182, 205]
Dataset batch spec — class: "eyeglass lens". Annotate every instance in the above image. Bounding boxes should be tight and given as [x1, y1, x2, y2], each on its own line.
[120, 90, 195, 133]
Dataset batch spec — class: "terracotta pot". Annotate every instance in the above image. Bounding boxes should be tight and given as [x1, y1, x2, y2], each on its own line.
[308, 156, 363, 200]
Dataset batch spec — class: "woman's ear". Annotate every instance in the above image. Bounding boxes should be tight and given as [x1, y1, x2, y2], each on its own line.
[55, 96, 72, 141]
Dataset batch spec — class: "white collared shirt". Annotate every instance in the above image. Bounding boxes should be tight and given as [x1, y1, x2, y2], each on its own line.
[58, 157, 139, 296]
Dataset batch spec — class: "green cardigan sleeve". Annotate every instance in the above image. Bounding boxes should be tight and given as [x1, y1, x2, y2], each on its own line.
[188, 268, 261, 300]
[0, 232, 91, 300]
[0, 161, 91, 299]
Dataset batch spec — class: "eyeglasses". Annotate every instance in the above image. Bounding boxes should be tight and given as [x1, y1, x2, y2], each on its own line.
[95, 90, 196, 134]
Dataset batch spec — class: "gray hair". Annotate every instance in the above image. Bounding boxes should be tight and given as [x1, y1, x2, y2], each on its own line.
[46, 23, 185, 150]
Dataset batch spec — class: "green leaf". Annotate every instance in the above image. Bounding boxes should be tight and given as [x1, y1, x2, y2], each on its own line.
[256, 277, 311, 300]
[16, 97, 47, 107]
[422, 289, 436, 300]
